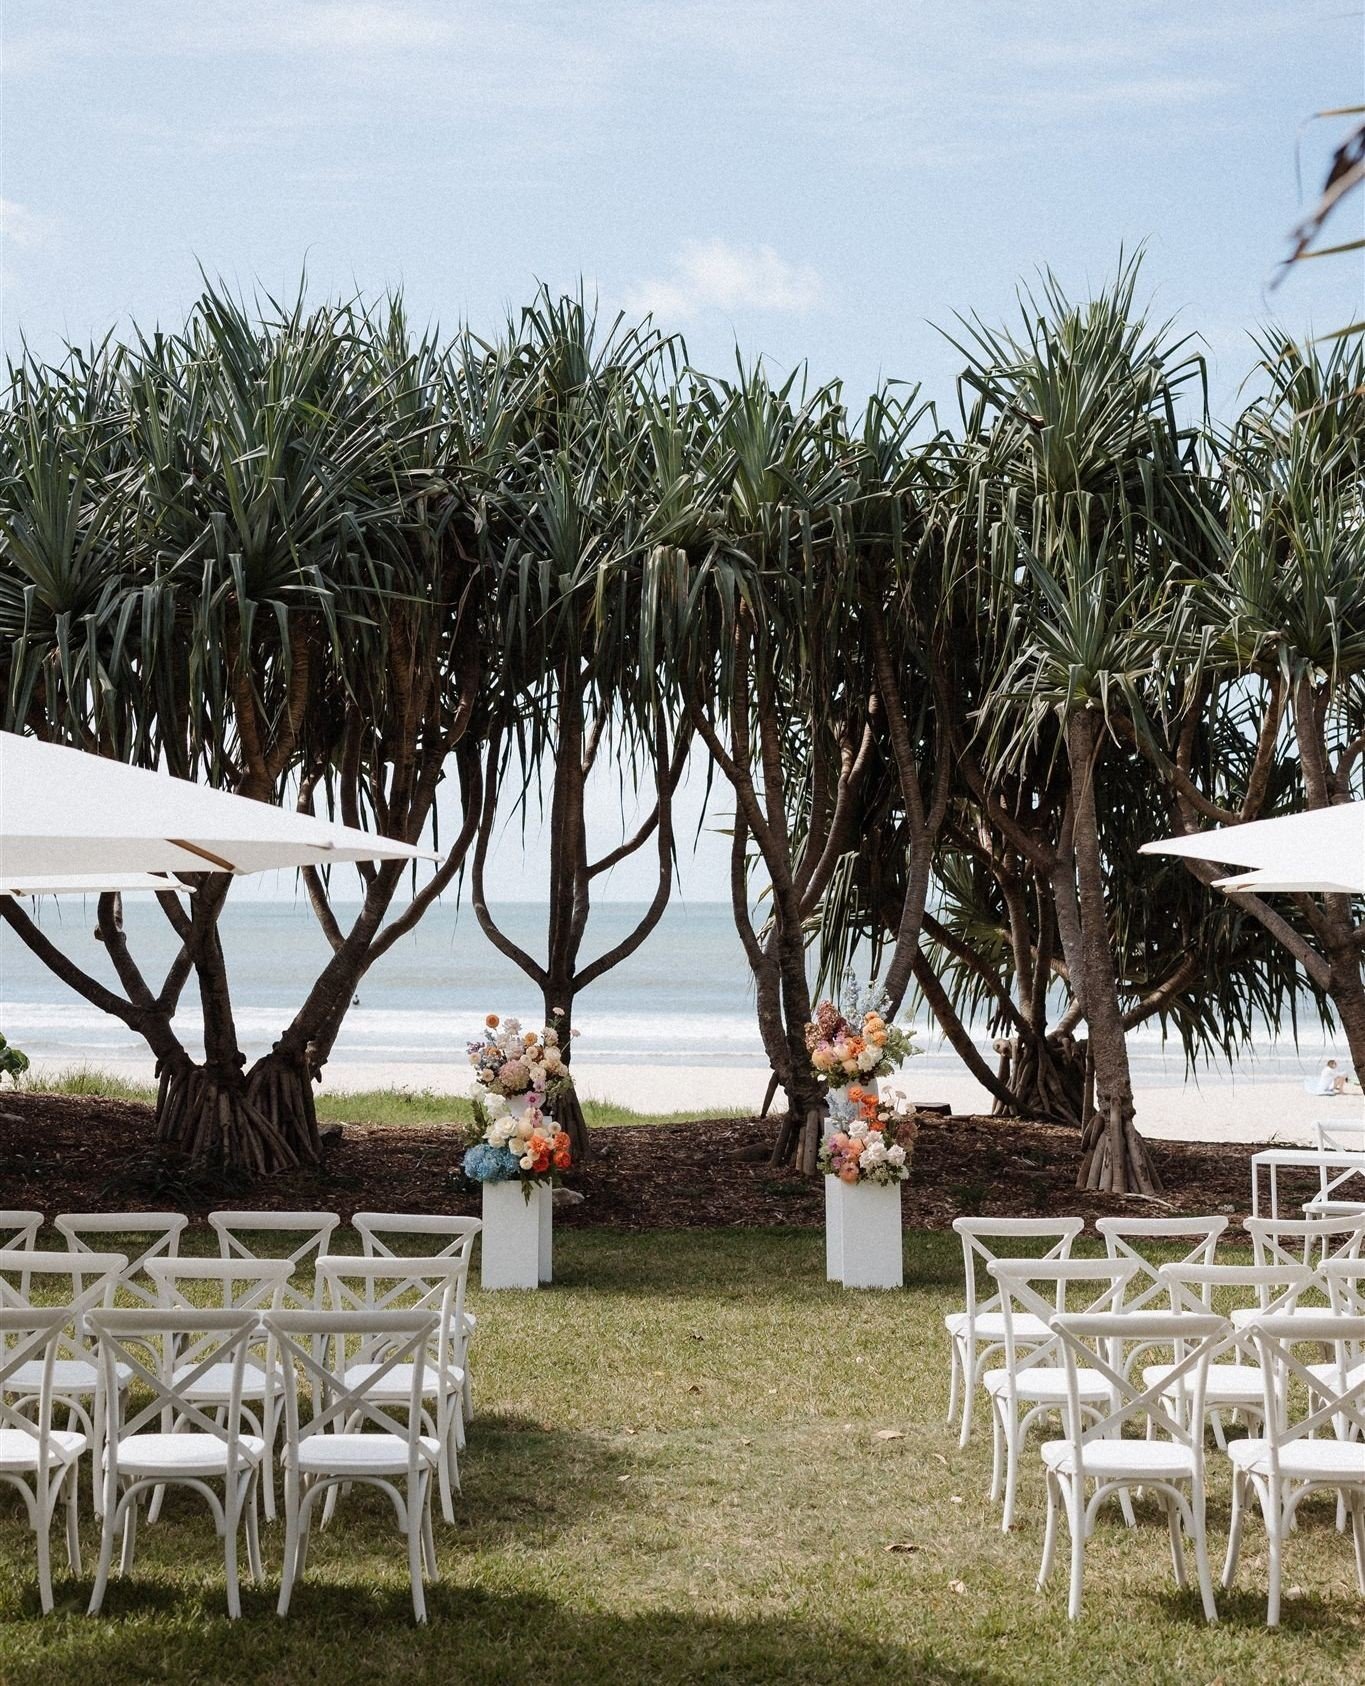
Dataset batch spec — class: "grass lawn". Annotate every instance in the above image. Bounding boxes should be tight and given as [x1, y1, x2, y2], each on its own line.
[22, 1066, 737, 1130]
[1, 1228, 1362, 1685]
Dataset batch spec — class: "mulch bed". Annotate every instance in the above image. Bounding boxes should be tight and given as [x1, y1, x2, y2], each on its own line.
[0, 1090, 1314, 1236]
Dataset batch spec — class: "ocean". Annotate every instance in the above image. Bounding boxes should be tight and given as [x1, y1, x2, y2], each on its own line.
[0, 896, 1339, 1097]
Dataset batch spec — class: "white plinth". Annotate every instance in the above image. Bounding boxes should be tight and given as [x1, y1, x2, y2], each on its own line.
[826, 1178, 903, 1289]
[481, 1180, 553, 1290]
[824, 1176, 843, 1280]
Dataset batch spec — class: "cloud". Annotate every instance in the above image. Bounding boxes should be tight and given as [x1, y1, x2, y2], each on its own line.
[627, 241, 824, 321]
[0, 199, 55, 250]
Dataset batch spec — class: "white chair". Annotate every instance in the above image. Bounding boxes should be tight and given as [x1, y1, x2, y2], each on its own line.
[87, 1308, 265, 1619]
[945, 1217, 1084, 1446]
[354, 1212, 483, 1425]
[0, 1249, 129, 1515]
[1312, 1260, 1365, 1419]
[1223, 1311, 1365, 1626]
[315, 1251, 471, 1523]
[0, 1211, 43, 1252]
[1245, 1213, 1365, 1282]
[0, 1298, 106, 1612]
[1038, 1309, 1227, 1622]
[983, 1258, 1136, 1531]
[54, 1212, 188, 1307]
[208, 1210, 340, 1309]
[1095, 1216, 1226, 1310]
[1155, 1263, 1314, 1446]
[145, 1257, 294, 1521]
[268, 1309, 442, 1623]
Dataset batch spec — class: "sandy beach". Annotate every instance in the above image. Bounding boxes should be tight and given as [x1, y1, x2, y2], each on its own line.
[22, 1053, 1363, 1149]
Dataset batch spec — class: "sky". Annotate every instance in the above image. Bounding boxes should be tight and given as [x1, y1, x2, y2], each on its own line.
[2, 0, 1364, 904]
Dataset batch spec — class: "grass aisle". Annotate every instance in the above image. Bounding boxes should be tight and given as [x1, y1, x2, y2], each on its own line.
[1, 1229, 1361, 1684]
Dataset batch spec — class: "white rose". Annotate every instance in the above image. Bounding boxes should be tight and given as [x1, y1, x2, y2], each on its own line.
[519, 1153, 534, 1170]
[543, 1028, 559, 1047]
[857, 1048, 878, 1071]
[543, 1047, 563, 1072]
[887, 1144, 906, 1167]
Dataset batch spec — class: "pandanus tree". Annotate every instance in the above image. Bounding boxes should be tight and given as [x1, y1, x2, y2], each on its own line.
[950, 261, 1210, 1193]
[0, 287, 497, 1172]
[469, 296, 691, 1155]
[630, 362, 897, 1166]
[1153, 336, 1365, 1073]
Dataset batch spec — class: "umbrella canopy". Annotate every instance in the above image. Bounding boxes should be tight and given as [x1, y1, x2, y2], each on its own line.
[1142, 800, 1365, 895]
[1213, 868, 1362, 895]
[0, 732, 435, 878]
[1, 872, 181, 897]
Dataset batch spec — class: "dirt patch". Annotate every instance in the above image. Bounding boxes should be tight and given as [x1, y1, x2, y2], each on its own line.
[0, 1090, 1311, 1235]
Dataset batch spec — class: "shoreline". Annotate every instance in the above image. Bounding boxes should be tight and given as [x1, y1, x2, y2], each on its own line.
[17, 1055, 1363, 1148]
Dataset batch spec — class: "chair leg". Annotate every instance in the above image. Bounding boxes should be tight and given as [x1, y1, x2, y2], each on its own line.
[223, 1489, 241, 1621]
[1349, 1493, 1365, 1594]
[1190, 1482, 1218, 1623]
[119, 1492, 138, 1576]
[1165, 1494, 1187, 1589]
[1221, 1471, 1245, 1589]
[64, 1463, 82, 1575]
[35, 1483, 54, 1617]
[88, 1488, 122, 1615]
[946, 1340, 960, 1425]
[1066, 1479, 1086, 1621]
[277, 1469, 301, 1618]
[422, 1488, 439, 1579]
[988, 1402, 1003, 1505]
[245, 1474, 263, 1583]
[1001, 1412, 1021, 1533]
[407, 1478, 427, 1624]
[958, 1353, 976, 1448]
[1038, 1470, 1060, 1589]
[1265, 1482, 1284, 1628]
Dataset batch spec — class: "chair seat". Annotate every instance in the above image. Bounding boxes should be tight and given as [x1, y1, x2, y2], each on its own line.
[1305, 1360, 1365, 1394]
[6, 1358, 133, 1395]
[985, 1366, 1110, 1402]
[172, 1361, 272, 1402]
[343, 1361, 464, 1400]
[1230, 1307, 1331, 1331]
[1041, 1437, 1197, 1482]
[0, 1428, 86, 1471]
[1228, 1437, 1365, 1481]
[944, 1311, 1050, 1342]
[292, 1433, 441, 1476]
[1144, 1361, 1266, 1405]
[106, 1433, 265, 1477]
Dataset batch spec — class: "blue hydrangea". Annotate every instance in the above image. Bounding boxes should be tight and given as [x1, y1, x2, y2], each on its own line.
[463, 1142, 523, 1183]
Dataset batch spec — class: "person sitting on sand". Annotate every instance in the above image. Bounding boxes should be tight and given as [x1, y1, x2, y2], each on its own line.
[1314, 1058, 1353, 1096]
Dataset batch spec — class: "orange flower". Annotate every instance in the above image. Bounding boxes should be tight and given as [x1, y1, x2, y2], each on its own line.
[524, 1030, 539, 1046]
[553, 1149, 570, 1169]
[838, 1164, 860, 1183]
[533, 1153, 551, 1173]
[847, 1085, 865, 1103]
[553, 1130, 570, 1150]
[485, 1013, 500, 1029]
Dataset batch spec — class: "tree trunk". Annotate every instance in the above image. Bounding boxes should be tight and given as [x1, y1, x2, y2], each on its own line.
[1067, 710, 1162, 1195]
[156, 1053, 307, 1175]
[542, 985, 590, 1159]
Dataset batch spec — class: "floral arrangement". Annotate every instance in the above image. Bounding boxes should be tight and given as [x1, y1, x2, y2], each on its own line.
[466, 1011, 569, 1098]
[463, 1093, 572, 1186]
[817, 1087, 919, 1185]
[463, 1010, 576, 1189]
[804, 975, 919, 1087]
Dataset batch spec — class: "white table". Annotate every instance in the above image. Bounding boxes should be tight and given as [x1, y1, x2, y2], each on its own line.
[1250, 1148, 1365, 1219]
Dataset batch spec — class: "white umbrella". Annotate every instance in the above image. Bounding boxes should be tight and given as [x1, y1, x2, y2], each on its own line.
[1, 872, 181, 897]
[1213, 869, 1361, 895]
[1141, 800, 1365, 895]
[0, 731, 434, 878]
